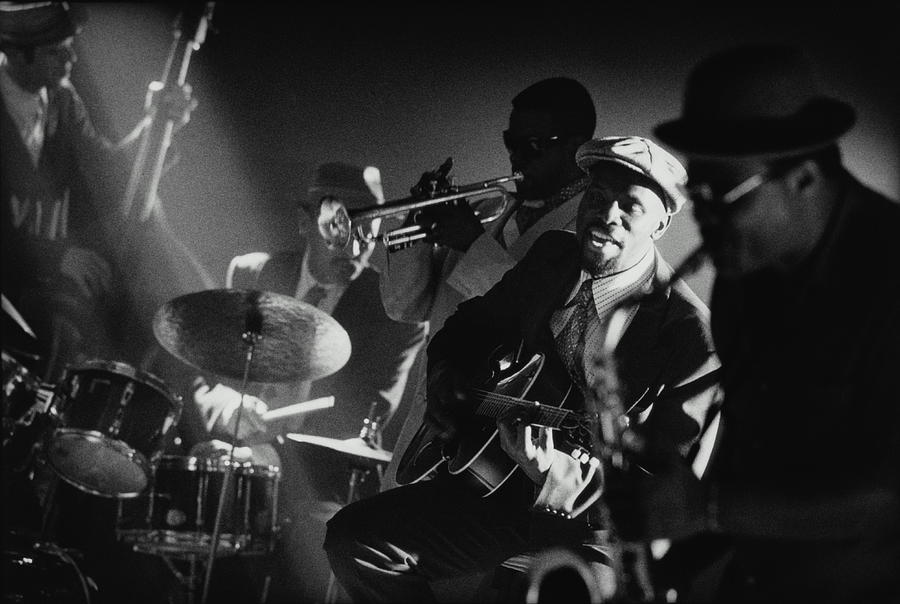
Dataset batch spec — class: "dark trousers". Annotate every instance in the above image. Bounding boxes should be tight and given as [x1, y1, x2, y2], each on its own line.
[324, 474, 533, 603]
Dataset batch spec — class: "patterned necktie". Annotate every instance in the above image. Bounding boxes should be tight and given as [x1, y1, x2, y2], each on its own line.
[302, 284, 327, 308]
[555, 280, 596, 388]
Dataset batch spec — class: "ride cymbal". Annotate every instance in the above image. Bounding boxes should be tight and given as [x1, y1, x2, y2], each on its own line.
[153, 289, 351, 383]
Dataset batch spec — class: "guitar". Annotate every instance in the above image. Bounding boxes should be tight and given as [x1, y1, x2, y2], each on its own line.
[395, 345, 597, 496]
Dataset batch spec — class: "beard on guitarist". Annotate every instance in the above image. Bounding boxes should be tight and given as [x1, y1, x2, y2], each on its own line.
[323, 136, 722, 603]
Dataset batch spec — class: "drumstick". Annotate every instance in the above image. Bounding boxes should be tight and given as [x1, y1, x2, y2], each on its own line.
[261, 396, 335, 422]
[2, 293, 37, 338]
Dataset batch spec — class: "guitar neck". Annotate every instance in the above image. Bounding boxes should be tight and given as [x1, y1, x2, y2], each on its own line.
[473, 390, 572, 429]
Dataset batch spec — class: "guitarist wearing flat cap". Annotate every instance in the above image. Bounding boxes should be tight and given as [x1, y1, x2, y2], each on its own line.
[324, 135, 721, 603]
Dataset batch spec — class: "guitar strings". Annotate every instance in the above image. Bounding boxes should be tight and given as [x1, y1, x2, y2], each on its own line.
[469, 387, 573, 427]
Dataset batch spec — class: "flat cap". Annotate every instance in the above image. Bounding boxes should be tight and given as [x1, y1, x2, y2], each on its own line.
[576, 136, 688, 214]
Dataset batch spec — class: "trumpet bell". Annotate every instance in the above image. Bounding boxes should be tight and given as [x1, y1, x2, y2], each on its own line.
[318, 197, 353, 250]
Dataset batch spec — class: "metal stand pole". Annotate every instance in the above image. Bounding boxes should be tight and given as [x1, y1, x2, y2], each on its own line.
[200, 325, 259, 604]
[323, 465, 367, 604]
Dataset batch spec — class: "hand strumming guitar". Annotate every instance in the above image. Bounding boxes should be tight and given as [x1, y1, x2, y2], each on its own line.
[496, 410, 557, 484]
[497, 409, 603, 518]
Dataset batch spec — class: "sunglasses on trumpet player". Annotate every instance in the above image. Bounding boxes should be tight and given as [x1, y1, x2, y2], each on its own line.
[502, 130, 562, 156]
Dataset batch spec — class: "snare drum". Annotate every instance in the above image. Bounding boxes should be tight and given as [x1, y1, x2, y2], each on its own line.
[117, 455, 280, 557]
[46, 360, 182, 498]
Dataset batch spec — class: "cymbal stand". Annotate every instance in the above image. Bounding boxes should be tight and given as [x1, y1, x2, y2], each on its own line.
[324, 405, 384, 604]
[159, 552, 202, 604]
[200, 314, 262, 604]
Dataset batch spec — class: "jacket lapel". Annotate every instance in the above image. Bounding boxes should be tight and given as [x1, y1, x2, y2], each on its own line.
[614, 250, 673, 412]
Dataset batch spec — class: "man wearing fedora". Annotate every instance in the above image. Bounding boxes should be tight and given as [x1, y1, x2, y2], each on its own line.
[324, 136, 720, 602]
[606, 45, 900, 603]
[187, 161, 427, 603]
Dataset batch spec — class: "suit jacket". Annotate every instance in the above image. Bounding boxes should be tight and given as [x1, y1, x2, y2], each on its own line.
[428, 229, 721, 464]
[698, 172, 900, 603]
[229, 240, 427, 445]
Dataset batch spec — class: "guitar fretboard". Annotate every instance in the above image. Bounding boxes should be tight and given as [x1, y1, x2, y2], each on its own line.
[471, 388, 572, 429]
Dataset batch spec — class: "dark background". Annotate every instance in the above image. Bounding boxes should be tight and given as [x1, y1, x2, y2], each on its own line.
[71, 2, 899, 304]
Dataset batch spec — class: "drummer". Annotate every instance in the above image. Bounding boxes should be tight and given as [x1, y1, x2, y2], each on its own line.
[147, 161, 426, 603]
[168, 163, 425, 463]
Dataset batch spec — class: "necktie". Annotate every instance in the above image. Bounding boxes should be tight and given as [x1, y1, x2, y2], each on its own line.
[302, 284, 327, 308]
[555, 280, 595, 387]
[27, 99, 45, 165]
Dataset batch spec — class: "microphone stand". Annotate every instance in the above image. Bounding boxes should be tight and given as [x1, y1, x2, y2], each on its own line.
[200, 302, 263, 604]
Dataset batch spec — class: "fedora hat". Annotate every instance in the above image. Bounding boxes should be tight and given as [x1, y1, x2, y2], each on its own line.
[305, 162, 384, 210]
[0, 2, 82, 47]
[655, 44, 856, 159]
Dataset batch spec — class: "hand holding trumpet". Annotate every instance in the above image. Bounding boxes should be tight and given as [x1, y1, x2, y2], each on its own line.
[405, 158, 483, 251]
[413, 198, 485, 252]
[317, 155, 522, 253]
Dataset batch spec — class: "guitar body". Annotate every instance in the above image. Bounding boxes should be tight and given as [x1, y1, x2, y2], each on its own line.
[396, 346, 580, 496]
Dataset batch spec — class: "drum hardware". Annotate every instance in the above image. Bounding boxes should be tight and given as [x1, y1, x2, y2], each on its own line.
[289, 406, 392, 604]
[3, 350, 55, 449]
[150, 276, 353, 602]
[2, 534, 96, 604]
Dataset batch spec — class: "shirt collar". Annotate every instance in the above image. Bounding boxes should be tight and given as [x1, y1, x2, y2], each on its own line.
[520, 175, 591, 210]
[567, 245, 657, 307]
[0, 60, 48, 114]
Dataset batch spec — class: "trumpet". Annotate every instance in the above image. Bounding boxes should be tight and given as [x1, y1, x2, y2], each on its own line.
[318, 173, 523, 252]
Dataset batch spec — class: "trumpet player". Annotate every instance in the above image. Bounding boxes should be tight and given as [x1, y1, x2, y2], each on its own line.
[377, 76, 600, 491]
[324, 136, 721, 603]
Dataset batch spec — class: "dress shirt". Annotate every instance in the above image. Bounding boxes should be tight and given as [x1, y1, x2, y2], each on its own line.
[551, 247, 657, 394]
[0, 62, 48, 166]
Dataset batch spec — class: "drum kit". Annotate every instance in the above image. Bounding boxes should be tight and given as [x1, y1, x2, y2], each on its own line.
[2, 288, 393, 603]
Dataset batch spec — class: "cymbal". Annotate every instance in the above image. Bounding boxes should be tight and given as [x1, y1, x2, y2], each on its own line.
[285, 433, 392, 464]
[153, 289, 351, 383]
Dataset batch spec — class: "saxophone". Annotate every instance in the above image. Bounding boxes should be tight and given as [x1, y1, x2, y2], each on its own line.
[590, 245, 709, 602]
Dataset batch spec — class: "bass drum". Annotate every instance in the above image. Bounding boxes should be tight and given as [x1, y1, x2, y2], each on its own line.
[1, 534, 96, 604]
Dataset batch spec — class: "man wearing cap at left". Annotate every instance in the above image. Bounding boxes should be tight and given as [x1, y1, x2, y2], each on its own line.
[0, 2, 195, 380]
[324, 136, 721, 602]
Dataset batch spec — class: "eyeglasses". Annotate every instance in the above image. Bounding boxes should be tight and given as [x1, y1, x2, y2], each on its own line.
[685, 170, 773, 211]
[502, 130, 562, 155]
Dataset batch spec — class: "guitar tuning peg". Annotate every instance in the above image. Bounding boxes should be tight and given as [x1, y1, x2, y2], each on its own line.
[588, 456, 600, 469]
